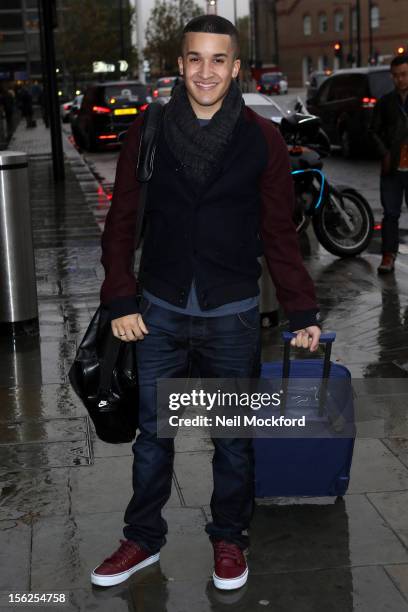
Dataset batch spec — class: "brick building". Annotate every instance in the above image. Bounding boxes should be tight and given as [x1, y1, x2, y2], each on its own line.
[251, 0, 408, 87]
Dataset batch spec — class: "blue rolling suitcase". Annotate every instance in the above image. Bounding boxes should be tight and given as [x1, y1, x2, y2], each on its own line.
[254, 332, 355, 498]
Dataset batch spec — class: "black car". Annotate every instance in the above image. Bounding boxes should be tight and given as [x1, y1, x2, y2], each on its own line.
[71, 81, 151, 151]
[306, 67, 394, 158]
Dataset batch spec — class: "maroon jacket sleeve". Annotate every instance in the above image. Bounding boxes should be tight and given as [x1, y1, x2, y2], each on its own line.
[100, 116, 143, 320]
[255, 114, 320, 331]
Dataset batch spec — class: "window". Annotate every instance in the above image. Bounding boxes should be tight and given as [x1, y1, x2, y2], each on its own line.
[319, 13, 328, 34]
[371, 5, 380, 29]
[0, 13, 23, 29]
[316, 79, 331, 104]
[318, 56, 329, 71]
[328, 75, 365, 101]
[369, 71, 394, 98]
[303, 14, 312, 36]
[334, 10, 344, 33]
[0, 0, 21, 8]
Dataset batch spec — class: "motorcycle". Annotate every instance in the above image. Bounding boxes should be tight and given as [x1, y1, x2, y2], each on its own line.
[278, 98, 374, 257]
[259, 98, 374, 328]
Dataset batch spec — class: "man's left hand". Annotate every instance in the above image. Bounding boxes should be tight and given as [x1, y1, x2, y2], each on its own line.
[291, 326, 321, 352]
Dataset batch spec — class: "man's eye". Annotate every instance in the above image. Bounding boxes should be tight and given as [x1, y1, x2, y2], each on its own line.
[214, 59, 225, 63]
[189, 57, 199, 62]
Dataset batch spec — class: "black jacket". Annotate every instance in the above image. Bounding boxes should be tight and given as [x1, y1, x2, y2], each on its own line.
[369, 90, 408, 172]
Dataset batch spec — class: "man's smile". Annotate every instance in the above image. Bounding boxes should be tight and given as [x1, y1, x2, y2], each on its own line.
[193, 81, 219, 90]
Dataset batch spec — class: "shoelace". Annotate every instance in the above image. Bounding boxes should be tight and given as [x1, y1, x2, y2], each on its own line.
[103, 539, 140, 565]
[214, 541, 244, 565]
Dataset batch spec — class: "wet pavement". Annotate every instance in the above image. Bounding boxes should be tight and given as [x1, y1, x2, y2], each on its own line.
[0, 115, 408, 611]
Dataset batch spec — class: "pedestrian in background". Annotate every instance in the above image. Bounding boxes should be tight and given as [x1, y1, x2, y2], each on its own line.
[19, 85, 35, 129]
[0, 87, 15, 140]
[94, 15, 321, 591]
[370, 55, 408, 273]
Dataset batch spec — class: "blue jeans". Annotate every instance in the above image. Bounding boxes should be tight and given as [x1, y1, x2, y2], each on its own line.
[380, 172, 408, 253]
[123, 297, 261, 553]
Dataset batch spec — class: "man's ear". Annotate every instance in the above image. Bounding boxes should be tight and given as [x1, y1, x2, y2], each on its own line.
[178, 56, 184, 76]
[232, 59, 241, 79]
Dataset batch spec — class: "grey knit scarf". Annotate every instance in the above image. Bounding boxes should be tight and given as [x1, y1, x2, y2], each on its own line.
[163, 80, 244, 186]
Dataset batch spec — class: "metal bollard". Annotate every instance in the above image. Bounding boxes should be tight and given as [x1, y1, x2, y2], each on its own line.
[0, 151, 38, 333]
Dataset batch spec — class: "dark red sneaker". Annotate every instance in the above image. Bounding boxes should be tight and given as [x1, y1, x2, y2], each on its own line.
[91, 539, 160, 587]
[212, 540, 248, 590]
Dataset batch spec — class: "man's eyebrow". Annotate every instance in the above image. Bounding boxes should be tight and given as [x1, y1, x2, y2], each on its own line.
[186, 51, 228, 58]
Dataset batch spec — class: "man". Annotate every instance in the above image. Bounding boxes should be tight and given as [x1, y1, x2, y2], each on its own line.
[92, 15, 321, 591]
[370, 55, 408, 273]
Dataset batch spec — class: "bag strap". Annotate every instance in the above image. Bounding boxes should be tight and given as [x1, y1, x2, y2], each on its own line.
[98, 335, 122, 398]
[134, 103, 164, 249]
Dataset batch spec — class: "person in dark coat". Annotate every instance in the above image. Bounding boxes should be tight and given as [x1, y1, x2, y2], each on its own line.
[370, 54, 408, 273]
[19, 86, 34, 128]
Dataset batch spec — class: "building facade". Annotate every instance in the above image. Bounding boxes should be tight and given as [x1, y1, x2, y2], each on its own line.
[0, 0, 42, 82]
[0, 0, 133, 96]
[251, 0, 408, 87]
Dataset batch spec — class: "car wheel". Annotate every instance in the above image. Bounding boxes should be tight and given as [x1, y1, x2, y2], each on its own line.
[340, 128, 355, 159]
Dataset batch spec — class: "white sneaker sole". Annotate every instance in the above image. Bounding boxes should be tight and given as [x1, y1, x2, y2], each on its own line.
[213, 567, 248, 590]
[91, 552, 160, 587]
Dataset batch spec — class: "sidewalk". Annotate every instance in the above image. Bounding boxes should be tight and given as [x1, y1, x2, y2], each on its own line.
[1, 119, 408, 611]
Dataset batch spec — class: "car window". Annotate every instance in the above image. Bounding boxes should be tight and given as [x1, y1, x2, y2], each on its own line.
[316, 74, 329, 88]
[316, 79, 331, 103]
[328, 75, 351, 101]
[104, 84, 148, 104]
[261, 73, 282, 83]
[368, 71, 394, 98]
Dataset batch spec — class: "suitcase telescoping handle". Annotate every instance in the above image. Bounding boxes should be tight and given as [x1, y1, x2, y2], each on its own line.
[282, 332, 336, 380]
[281, 332, 336, 416]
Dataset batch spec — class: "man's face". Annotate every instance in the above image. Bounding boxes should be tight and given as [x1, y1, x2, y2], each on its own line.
[391, 63, 408, 93]
[178, 32, 240, 117]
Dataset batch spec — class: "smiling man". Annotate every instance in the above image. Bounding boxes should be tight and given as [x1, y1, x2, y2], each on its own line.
[93, 15, 321, 591]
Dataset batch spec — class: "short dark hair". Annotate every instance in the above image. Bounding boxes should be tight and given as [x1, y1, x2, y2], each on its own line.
[391, 54, 408, 68]
[182, 15, 240, 58]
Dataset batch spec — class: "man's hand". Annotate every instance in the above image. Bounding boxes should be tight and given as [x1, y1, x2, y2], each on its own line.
[291, 326, 321, 352]
[111, 314, 149, 342]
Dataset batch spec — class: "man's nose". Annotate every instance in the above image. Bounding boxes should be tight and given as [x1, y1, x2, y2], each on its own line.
[198, 60, 213, 79]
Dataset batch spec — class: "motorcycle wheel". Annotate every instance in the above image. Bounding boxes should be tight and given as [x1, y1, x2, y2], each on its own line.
[312, 187, 374, 257]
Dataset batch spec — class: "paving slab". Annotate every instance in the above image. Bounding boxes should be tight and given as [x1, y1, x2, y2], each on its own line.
[0, 384, 86, 422]
[248, 495, 408, 573]
[367, 491, 408, 548]
[0, 468, 70, 521]
[386, 564, 408, 604]
[173, 451, 213, 506]
[348, 439, 408, 493]
[0, 520, 31, 591]
[31, 508, 210, 591]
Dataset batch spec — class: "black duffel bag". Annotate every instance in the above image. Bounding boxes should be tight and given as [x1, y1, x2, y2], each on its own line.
[68, 103, 163, 443]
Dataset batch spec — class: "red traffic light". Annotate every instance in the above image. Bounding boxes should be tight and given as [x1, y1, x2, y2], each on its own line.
[397, 46, 406, 55]
[334, 43, 342, 51]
